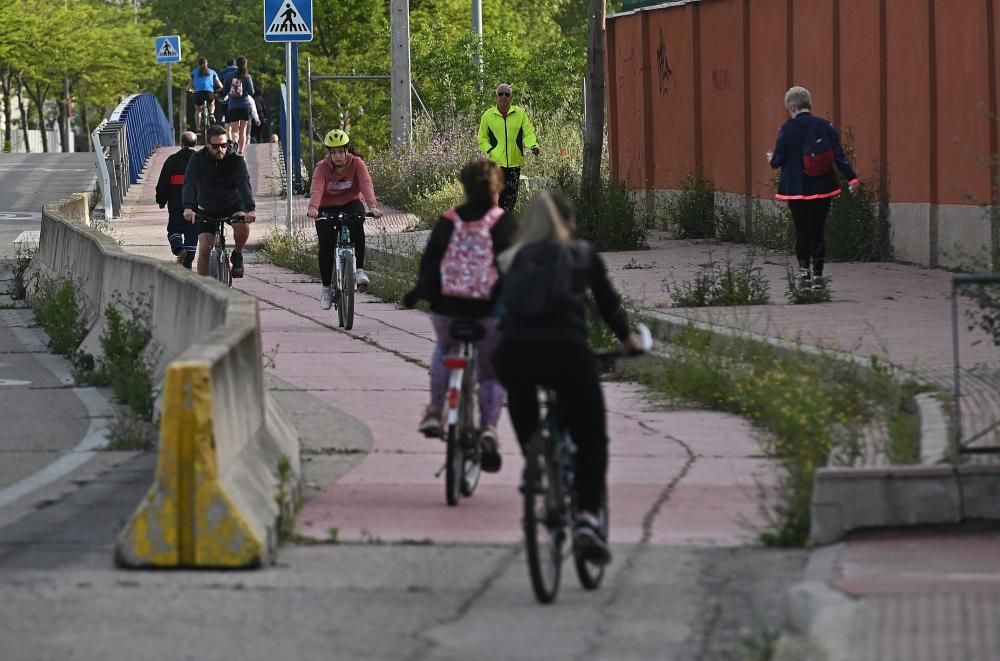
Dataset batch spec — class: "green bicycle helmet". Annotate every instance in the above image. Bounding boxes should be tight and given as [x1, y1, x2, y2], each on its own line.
[323, 128, 350, 148]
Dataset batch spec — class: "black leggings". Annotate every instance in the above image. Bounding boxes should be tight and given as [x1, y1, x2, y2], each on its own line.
[788, 198, 832, 276]
[316, 201, 366, 286]
[495, 339, 608, 513]
[499, 166, 521, 212]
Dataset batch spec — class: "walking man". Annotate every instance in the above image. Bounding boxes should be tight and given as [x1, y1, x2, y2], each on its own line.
[478, 83, 540, 212]
[156, 131, 199, 269]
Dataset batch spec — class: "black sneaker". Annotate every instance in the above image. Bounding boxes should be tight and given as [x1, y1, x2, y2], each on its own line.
[573, 513, 611, 565]
[230, 251, 244, 278]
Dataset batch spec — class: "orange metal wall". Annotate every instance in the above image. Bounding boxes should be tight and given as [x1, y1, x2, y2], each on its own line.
[608, 0, 1000, 206]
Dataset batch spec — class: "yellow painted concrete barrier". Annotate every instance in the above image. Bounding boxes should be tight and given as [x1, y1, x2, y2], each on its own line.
[117, 363, 262, 567]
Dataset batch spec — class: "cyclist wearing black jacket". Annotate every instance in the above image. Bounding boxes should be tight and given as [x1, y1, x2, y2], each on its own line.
[495, 190, 641, 565]
[182, 125, 256, 278]
[403, 158, 517, 472]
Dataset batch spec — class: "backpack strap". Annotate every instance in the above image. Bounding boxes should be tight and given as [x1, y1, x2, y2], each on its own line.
[442, 207, 461, 227]
[482, 206, 504, 228]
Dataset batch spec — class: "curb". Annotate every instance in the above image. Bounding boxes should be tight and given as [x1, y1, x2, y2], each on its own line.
[775, 544, 858, 661]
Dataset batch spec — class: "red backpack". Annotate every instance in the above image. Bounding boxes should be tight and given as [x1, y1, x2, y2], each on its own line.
[439, 206, 504, 300]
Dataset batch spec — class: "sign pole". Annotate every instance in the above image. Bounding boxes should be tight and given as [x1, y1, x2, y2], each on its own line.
[285, 41, 293, 233]
[166, 63, 174, 143]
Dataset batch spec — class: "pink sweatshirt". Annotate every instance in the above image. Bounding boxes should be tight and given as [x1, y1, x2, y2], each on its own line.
[308, 154, 379, 212]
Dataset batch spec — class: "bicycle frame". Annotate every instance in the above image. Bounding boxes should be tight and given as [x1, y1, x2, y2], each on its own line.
[333, 222, 355, 299]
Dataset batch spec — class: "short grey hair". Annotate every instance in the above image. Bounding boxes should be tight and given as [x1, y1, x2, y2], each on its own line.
[785, 86, 812, 112]
[495, 83, 512, 96]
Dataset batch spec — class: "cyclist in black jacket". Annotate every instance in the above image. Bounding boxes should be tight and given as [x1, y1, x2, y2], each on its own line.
[182, 125, 256, 278]
[155, 131, 198, 269]
[495, 191, 641, 565]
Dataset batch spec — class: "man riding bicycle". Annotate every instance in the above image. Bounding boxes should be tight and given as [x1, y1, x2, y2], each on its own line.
[307, 129, 383, 307]
[182, 125, 256, 278]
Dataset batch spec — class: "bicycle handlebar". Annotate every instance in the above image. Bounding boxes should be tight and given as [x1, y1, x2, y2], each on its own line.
[594, 323, 654, 360]
[315, 211, 375, 222]
[196, 212, 249, 224]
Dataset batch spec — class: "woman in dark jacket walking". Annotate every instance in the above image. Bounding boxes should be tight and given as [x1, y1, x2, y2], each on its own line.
[768, 86, 859, 288]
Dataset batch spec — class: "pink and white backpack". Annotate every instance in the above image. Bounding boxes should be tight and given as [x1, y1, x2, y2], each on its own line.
[439, 206, 505, 300]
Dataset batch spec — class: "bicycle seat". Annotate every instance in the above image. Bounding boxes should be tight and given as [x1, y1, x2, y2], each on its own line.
[449, 319, 486, 342]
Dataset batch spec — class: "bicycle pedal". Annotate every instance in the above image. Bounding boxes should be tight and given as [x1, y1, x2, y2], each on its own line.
[434, 464, 447, 478]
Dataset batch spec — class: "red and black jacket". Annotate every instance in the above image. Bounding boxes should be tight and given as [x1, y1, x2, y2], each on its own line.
[155, 147, 194, 217]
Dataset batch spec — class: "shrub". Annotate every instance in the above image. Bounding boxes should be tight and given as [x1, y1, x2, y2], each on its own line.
[10, 245, 36, 300]
[750, 200, 795, 254]
[826, 177, 892, 262]
[552, 163, 649, 251]
[666, 252, 771, 307]
[663, 171, 716, 239]
[34, 275, 88, 355]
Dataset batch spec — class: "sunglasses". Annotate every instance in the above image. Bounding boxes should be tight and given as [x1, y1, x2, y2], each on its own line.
[208, 142, 228, 150]
[497, 92, 511, 97]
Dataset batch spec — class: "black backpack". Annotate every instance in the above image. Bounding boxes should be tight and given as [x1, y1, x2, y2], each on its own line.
[501, 240, 586, 320]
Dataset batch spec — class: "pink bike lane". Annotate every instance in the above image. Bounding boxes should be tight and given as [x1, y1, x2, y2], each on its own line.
[238, 264, 768, 547]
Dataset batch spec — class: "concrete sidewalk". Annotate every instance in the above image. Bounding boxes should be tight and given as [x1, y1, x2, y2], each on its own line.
[108, 145, 1000, 656]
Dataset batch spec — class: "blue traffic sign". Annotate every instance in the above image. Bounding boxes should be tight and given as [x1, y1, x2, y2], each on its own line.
[155, 35, 182, 64]
[264, 0, 313, 43]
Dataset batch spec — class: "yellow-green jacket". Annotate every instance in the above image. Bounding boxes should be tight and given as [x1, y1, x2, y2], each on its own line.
[478, 105, 539, 168]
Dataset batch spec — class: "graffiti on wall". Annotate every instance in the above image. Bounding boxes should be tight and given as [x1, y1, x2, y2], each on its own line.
[712, 69, 731, 91]
[657, 28, 674, 95]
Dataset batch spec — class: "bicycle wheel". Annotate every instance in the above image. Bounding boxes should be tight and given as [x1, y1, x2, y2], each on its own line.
[574, 493, 609, 590]
[341, 254, 355, 330]
[523, 431, 564, 604]
[444, 422, 463, 506]
[459, 365, 481, 498]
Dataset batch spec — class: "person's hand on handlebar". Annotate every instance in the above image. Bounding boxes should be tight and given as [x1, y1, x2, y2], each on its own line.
[621, 334, 644, 356]
[244, 211, 256, 223]
[183, 208, 196, 223]
[369, 207, 384, 219]
[307, 207, 318, 219]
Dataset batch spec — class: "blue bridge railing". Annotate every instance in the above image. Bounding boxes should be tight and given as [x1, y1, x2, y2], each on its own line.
[109, 93, 173, 185]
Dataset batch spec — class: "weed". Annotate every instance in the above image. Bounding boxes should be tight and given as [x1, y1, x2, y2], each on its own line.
[97, 292, 158, 420]
[621, 258, 654, 270]
[961, 279, 1000, 347]
[552, 162, 650, 251]
[262, 344, 280, 370]
[106, 406, 156, 451]
[750, 200, 796, 255]
[784, 264, 832, 304]
[33, 274, 88, 355]
[365, 232, 425, 306]
[327, 527, 340, 543]
[9, 245, 36, 300]
[664, 171, 716, 239]
[275, 454, 302, 542]
[826, 178, 893, 262]
[666, 253, 772, 307]
[262, 227, 321, 279]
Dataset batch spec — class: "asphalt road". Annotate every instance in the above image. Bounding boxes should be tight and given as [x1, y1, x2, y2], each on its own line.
[0, 152, 97, 259]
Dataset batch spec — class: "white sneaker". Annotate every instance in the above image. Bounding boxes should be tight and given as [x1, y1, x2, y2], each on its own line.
[320, 286, 333, 310]
[355, 269, 370, 292]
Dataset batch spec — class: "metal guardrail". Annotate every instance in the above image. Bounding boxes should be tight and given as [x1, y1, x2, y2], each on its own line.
[92, 93, 173, 220]
[951, 273, 1000, 455]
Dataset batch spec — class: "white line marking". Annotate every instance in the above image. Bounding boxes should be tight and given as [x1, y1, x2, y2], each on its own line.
[0, 379, 31, 386]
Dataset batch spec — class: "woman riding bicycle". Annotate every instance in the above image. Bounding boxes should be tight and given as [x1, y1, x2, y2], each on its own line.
[186, 57, 223, 133]
[307, 129, 383, 305]
[402, 158, 517, 473]
[495, 191, 642, 564]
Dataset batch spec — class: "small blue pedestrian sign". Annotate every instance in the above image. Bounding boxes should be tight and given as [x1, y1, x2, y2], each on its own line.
[264, 0, 313, 43]
[155, 35, 181, 64]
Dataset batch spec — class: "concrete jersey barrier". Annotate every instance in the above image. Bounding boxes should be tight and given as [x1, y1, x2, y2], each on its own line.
[30, 196, 299, 568]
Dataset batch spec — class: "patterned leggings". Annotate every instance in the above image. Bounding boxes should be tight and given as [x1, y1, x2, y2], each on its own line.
[429, 314, 504, 428]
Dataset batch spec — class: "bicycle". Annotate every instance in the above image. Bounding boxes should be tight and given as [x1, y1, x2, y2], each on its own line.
[316, 210, 372, 331]
[522, 323, 652, 604]
[188, 90, 215, 145]
[197, 212, 246, 287]
[429, 318, 485, 507]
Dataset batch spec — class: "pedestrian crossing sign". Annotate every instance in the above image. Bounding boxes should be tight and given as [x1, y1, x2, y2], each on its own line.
[155, 35, 182, 64]
[264, 0, 313, 43]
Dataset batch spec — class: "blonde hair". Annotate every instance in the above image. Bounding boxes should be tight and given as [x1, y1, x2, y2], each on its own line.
[497, 191, 571, 272]
[785, 86, 812, 112]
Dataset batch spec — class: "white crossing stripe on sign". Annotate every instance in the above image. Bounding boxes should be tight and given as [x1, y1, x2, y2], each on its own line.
[266, 0, 310, 35]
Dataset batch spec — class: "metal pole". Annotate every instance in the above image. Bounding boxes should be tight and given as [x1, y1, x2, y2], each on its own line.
[285, 42, 293, 233]
[166, 63, 174, 143]
[390, 0, 412, 146]
[472, 0, 483, 70]
[307, 56, 315, 177]
[64, 78, 71, 152]
[951, 283, 963, 455]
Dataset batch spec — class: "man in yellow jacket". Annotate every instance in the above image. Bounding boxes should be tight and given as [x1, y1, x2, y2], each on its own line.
[478, 83, 540, 211]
